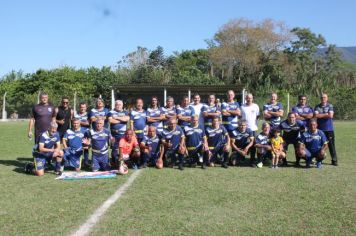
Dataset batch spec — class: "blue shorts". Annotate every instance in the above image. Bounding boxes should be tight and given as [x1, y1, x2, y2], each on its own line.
[304, 149, 321, 159]
[33, 152, 53, 171]
[63, 148, 83, 169]
[187, 145, 204, 158]
[92, 152, 110, 171]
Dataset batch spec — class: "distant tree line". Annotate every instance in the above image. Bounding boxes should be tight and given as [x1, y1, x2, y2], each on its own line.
[1, 18, 355, 119]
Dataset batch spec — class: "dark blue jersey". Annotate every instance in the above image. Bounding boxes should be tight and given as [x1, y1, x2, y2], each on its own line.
[161, 126, 185, 150]
[299, 129, 328, 153]
[202, 104, 221, 127]
[141, 134, 161, 156]
[205, 125, 228, 148]
[279, 119, 304, 143]
[130, 109, 147, 139]
[108, 109, 128, 139]
[146, 107, 164, 133]
[63, 127, 86, 152]
[263, 102, 283, 127]
[77, 112, 90, 129]
[221, 101, 240, 131]
[255, 132, 270, 146]
[161, 106, 177, 128]
[231, 128, 253, 148]
[88, 128, 111, 154]
[177, 105, 195, 128]
[39, 131, 60, 149]
[314, 103, 334, 131]
[89, 108, 109, 129]
[291, 104, 313, 127]
[184, 125, 205, 148]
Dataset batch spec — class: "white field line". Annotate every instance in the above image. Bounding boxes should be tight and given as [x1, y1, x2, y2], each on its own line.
[70, 169, 143, 236]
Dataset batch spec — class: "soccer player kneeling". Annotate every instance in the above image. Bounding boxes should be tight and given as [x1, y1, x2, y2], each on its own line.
[161, 119, 186, 170]
[62, 118, 88, 172]
[184, 115, 209, 169]
[296, 119, 328, 168]
[25, 122, 64, 176]
[140, 126, 163, 169]
[205, 117, 230, 168]
[118, 130, 141, 170]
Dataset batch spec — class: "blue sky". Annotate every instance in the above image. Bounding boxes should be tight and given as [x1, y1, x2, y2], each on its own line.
[0, 0, 355, 77]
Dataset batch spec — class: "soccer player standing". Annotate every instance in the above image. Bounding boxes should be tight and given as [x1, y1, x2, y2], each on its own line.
[146, 96, 164, 134]
[28, 92, 56, 144]
[78, 102, 90, 166]
[161, 96, 177, 129]
[130, 98, 147, 143]
[314, 93, 338, 166]
[89, 98, 109, 129]
[108, 100, 129, 166]
[263, 93, 284, 130]
[202, 94, 221, 127]
[177, 96, 195, 129]
[221, 90, 241, 136]
[292, 95, 313, 128]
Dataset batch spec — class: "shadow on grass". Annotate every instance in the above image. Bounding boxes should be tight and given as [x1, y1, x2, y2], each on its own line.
[0, 157, 32, 174]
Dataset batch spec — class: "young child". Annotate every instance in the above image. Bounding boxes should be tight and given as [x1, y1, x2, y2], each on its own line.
[270, 128, 286, 169]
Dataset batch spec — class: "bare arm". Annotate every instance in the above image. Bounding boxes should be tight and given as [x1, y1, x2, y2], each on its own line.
[38, 143, 54, 153]
[28, 118, 34, 138]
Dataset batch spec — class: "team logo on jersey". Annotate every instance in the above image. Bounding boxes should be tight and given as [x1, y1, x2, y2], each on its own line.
[48, 107, 52, 112]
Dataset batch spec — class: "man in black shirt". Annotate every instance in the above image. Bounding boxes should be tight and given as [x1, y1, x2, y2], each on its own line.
[55, 96, 74, 140]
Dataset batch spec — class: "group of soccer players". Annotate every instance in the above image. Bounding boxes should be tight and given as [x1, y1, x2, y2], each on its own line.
[25, 90, 338, 176]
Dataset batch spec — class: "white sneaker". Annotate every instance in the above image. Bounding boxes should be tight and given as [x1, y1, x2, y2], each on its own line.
[257, 162, 263, 168]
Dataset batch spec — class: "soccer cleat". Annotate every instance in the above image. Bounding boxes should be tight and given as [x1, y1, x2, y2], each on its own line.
[275, 165, 279, 169]
[24, 163, 33, 174]
[251, 163, 257, 168]
[257, 162, 263, 168]
[316, 162, 322, 169]
[222, 162, 228, 169]
[55, 171, 62, 176]
[178, 163, 184, 171]
[132, 163, 138, 170]
[140, 163, 148, 169]
[201, 163, 207, 170]
[332, 161, 338, 166]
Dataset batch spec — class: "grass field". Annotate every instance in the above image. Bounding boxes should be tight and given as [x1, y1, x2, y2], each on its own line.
[0, 121, 355, 235]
